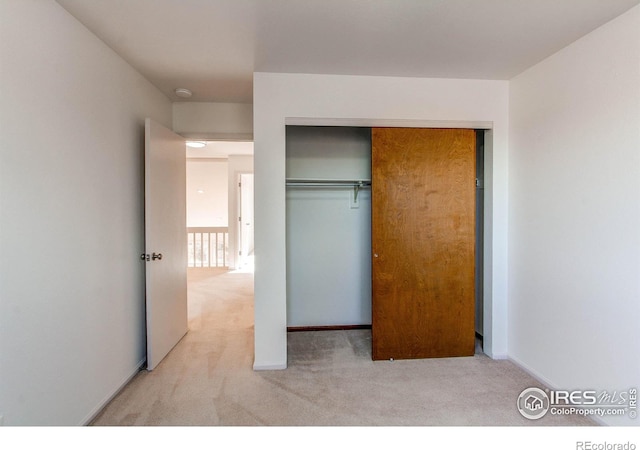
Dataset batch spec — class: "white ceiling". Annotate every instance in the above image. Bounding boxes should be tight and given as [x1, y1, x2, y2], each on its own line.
[56, 0, 639, 103]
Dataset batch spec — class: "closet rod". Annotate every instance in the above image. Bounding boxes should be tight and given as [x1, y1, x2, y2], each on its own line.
[285, 183, 371, 187]
[285, 178, 371, 186]
[285, 179, 371, 202]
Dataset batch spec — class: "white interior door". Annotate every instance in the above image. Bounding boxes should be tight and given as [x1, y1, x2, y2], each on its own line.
[144, 118, 187, 370]
[239, 173, 254, 268]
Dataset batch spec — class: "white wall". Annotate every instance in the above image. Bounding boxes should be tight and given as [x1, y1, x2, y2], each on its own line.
[286, 126, 372, 327]
[0, 0, 172, 425]
[509, 5, 640, 426]
[253, 72, 509, 369]
[228, 155, 254, 269]
[173, 102, 253, 140]
[186, 160, 229, 227]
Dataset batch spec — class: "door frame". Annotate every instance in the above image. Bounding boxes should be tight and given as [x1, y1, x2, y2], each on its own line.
[284, 118, 500, 359]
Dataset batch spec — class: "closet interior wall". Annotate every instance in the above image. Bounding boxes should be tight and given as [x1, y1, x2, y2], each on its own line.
[285, 126, 372, 328]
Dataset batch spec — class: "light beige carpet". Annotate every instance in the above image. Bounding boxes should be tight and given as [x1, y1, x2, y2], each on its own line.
[90, 268, 595, 426]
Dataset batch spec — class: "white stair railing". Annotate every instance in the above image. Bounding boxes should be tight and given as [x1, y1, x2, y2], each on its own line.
[187, 227, 229, 268]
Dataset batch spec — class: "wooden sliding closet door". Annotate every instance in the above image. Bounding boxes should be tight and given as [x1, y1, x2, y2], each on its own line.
[371, 128, 476, 360]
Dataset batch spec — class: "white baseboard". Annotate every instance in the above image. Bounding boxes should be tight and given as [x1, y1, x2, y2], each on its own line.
[508, 355, 605, 426]
[80, 357, 146, 425]
[588, 415, 608, 426]
[486, 352, 509, 360]
[253, 361, 287, 371]
[508, 354, 558, 389]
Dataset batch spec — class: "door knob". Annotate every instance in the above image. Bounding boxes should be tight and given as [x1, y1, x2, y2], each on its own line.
[374, 253, 379, 258]
[152, 252, 163, 261]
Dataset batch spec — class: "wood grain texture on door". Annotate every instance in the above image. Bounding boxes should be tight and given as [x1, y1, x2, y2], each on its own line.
[371, 128, 476, 360]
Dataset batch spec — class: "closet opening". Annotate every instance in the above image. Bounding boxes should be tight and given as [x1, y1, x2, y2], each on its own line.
[285, 125, 486, 362]
[285, 126, 372, 328]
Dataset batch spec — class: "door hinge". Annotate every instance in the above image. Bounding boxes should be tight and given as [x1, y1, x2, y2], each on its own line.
[239, 216, 242, 222]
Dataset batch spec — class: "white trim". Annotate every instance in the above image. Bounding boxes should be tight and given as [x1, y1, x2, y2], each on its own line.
[508, 355, 560, 391]
[508, 356, 604, 425]
[586, 415, 608, 426]
[281, 121, 499, 362]
[285, 117, 493, 129]
[253, 362, 288, 371]
[80, 357, 146, 425]
[179, 132, 253, 141]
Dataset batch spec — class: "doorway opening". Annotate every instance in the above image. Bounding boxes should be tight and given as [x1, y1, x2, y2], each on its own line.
[185, 140, 254, 325]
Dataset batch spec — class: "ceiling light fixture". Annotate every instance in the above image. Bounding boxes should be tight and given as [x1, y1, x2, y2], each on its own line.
[174, 88, 192, 98]
[186, 141, 206, 148]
